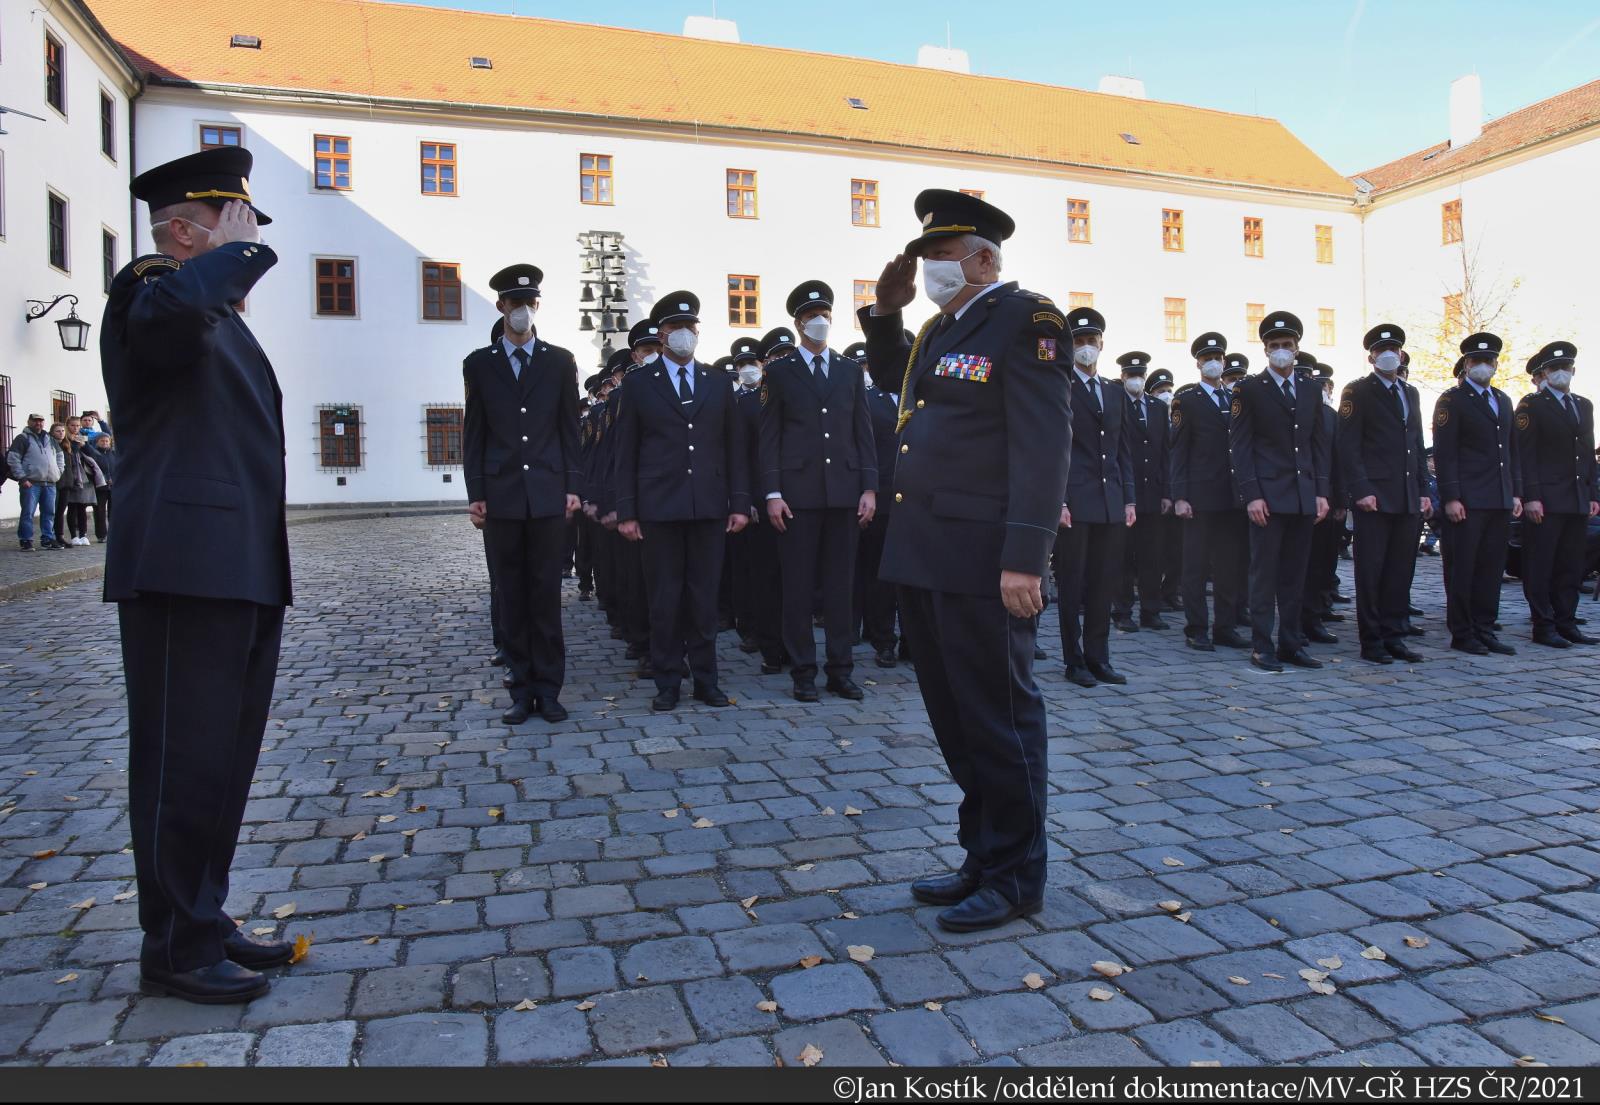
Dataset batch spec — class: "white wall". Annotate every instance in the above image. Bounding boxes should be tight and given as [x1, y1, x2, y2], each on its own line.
[133, 90, 1366, 506]
[0, 3, 134, 519]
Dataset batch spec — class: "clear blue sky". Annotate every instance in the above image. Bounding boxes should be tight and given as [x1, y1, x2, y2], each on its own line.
[398, 0, 1599, 174]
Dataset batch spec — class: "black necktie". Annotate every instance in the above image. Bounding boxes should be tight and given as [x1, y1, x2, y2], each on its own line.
[1389, 383, 1405, 420]
[677, 365, 693, 402]
[1137, 398, 1147, 425]
[1564, 393, 1579, 424]
[1086, 377, 1101, 414]
[1215, 388, 1228, 413]
[1282, 378, 1296, 411]
[813, 355, 826, 385]
[512, 347, 529, 380]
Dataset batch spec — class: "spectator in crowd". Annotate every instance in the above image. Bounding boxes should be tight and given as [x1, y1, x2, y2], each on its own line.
[83, 432, 117, 542]
[54, 418, 83, 541]
[56, 420, 105, 547]
[79, 411, 108, 440]
[7, 413, 64, 550]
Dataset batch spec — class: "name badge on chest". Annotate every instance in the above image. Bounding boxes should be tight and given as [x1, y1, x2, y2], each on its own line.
[932, 353, 993, 383]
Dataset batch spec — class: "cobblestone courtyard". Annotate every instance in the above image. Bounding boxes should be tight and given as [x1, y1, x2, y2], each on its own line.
[4, 514, 1600, 1068]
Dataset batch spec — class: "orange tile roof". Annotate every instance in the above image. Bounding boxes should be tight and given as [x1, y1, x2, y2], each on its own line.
[1357, 78, 1600, 196]
[87, 0, 1354, 198]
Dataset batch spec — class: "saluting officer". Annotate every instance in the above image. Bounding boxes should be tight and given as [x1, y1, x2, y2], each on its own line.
[1301, 362, 1344, 645]
[1147, 368, 1185, 614]
[1111, 351, 1171, 633]
[861, 189, 1071, 932]
[464, 263, 582, 725]
[1338, 324, 1431, 664]
[106, 147, 294, 1002]
[1231, 312, 1331, 671]
[614, 292, 750, 711]
[1054, 308, 1135, 686]
[1516, 341, 1599, 648]
[761, 281, 878, 702]
[852, 339, 904, 667]
[1433, 332, 1522, 655]
[1169, 334, 1248, 651]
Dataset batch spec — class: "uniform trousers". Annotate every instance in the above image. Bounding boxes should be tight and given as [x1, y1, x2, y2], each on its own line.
[1248, 512, 1314, 656]
[1353, 510, 1421, 649]
[120, 594, 283, 973]
[640, 518, 725, 694]
[779, 508, 859, 683]
[1053, 521, 1121, 667]
[484, 514, 567, 703]
[574, 514, 594, 595]
[1303, 514, 1343, 628]
[1113, 512, 1164, 622]
[1522, 512, 1588, 632]
[853, 509, 899, 650]
[482, 528, 503, 651]
[615, 533, 650, 646]
[1160, 512, 1184, 611]
[898, 584, 1047, 907]
[1441, 508, 1510, 644]
[743, 516, 785, 664]
[1182, 510, 1246, 642]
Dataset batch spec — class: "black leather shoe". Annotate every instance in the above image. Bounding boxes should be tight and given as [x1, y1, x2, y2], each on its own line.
[792, 682, 820, 703]
[1278, 649, 1323, 669]
[1033, 646, 1047, 661]
[223, 928, 294, 970]
[935, 887, 1042, 933]
[140, 959, 269, 1005]
[1359, 648, 1394, 664]
[1065, 665, 1097, 688]
[1213, 629, 1249, 649]
[1303, 622, 1339, 644]
[579, 591, 594, 602]
[651, 689, 679, 712]
[489, 649, 508, 667]
[637, 660, 656, 680]
[1481, 636, 1516, 656]
[502, 700, 534, 725]
[693, 685, 732, 707]
[760, 660, 785, 675]
[1331, 592, 1352, 604]
[875, 647, 897, 668]
[1386, 643, 1425, 663]
[1533, 628, 1573, 649]
[1185, 636, 1215, 652]
[625, 641, 648, 660]
[1087, 662, 1127, 685]
[738, 637, 760, 653]
[910, 870, 981, 906]
[1404, 624, 1427, 637]
[1140, 615, 1169, 630]
[1251, 652, 1284, 672]
[501, 673, 514, 689]
[1322, 610, 1346, 622]
[1450, 638, 1490, 656]
[1113, 615, 1139, 633]
[1559, 627, 1599, 645]
[827, 678, 865, 701]
[1408, 605, 1425, 618]
[539, 698, 569, 723]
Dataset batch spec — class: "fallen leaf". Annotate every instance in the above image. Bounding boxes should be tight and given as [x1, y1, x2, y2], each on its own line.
[1268, 918, 1280, 927]
[23, 770, 38, 776]
[63, 796, 78, 802]
[822, 807, 837, 816]
[27, 882, 47, 891]
[113, 891, 137, 902]
[1298, 968, 1328, 983]
[55, 973, 78, 984]
[379, 786, 400, 798]
[576, 1000, 596, 1012]
[796, 1044, 825, 1068]
[662, 809, 679, 819]
[488, 808, 503, 819]
[636, 974, 649, 982]
[650, 1057, 668, 1068]
[1317, 956, 1343, 970]
[1020, 972, 1048, 990]
[1279, 828, 1295, 835]
[839, 912, 859, 920]
[363, 936, 380, 945]
[176, 1061, 208, 1068]
[740, 896, 759, 909]
[691, 818, 714, 829]
[402, 829, 418, 838]
[1157, 900, 1183, 912]
[1360, 946, 1387, 961]
[798, 956, 824, 969]
[756, 1000, 778, 1013]
[368, 854, 386, 863]
[1515, 1058, 1548, 1068]
[1087, 987, 1116, 1001]
[437, 899, 454, 906]
[69, 897, 95, 910]
[1161, 857, 1185, 867]
[1190, 1060, 1221, 1068]
[1307, 980, 1337, 996]
[410, 805, 428, 813]
[377, 815, 396, 824]
[795, 863, 815, 872]
[1174, 912, 1193, 923]
[512, 999, 538, 1011]
[322, 759, 337, 765]
[1262, 972, 1286, 980]
[924, 1001, 943, 1011]
[843, 806, 863, 816]
[1403, 935, 1430, 949]
[1535, 1014, 1566, 1024]
[288, 933, 313, 965]
[1091, 961, 1127, 978]
[350, 831, 367, 841]
[847, 945, 875, 963]
[838, 739, 853, 747]
[253, 927, 276, 936]
[273, 902, 297, 919]
[31, 849, 57, 860]
[1227, 976, 1251, 986]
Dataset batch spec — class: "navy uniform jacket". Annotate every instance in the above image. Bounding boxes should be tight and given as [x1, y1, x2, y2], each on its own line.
[1515, 388, 1598, 515]
[1125, 391, 1170, 515]
[463, 337, 581, 519]
[1432, 382, 1520, 508]
[735, 386, 763, 513]
[100, 244, 291, 607]
[758, 349, 877, 508]
[613, 358, 749, 523]
[579, 404, 605, 506]
[1229, 370, 1330, 514]
[597, 380, 628, 516]
[864, 383, 900, 499]
[858, 283, 1072, 596]
[1168, 382, 1239, 512]
[1336, 373, 1424, 513]
[1319, 401, 1346, 509]
[1063, 372, 1135, 524]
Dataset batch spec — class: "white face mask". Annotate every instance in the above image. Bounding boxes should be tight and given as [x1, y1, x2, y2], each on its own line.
[1373, 349, 1402, 375]
[738, 366, 761, 387]
[1267, 348, 1296, 371]
[1073, 345, 1100, 368]
[1151, 390, 1172, 403]
[1466, 362, 1495, 387]
[154, 217, 215, 252]
[506, 304, 536, 334]
[800, 316, 831, 344]
[1123, 376, 1145, 397]
[1547, 369, 1574, 391]
[921, 250, 980, 307]
[639, 351, 660, 367]
[1200, 360, 1224, 382]
[665, 329, 699, 359]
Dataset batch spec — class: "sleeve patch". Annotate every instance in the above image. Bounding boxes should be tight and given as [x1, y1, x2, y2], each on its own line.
[1434, 405, 1450, 427]
[759, 382, 770, 409]
[132, 256, 180, 278]
[1033, 311, 1065, 330]
[1037, 337, 1057, 362]
[1171, 406, 1183, 429]
[1339, 398, 1355, 419]
[1516, 411, 1531, 431]
[1231, 398, 1244, 419]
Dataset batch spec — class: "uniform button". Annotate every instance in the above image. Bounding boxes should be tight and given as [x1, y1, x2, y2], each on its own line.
[824, 433, 830, 439]
[916, 400, 925, 409]
[689, 445, 695, 451]
[520, 407, 527, 414]
[895, 492, 904, 503]
[688, 423, 694, 429]
[822, 408, 828, 414]
[522, 464, 530, 471]
[900, 444, 909, 454]
[687, 468, 693, 474]
[825, 458, 832, 464]
[521, 435, 528, 442]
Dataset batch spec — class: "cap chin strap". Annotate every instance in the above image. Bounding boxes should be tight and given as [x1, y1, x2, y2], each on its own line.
[185, 189, 251, 201]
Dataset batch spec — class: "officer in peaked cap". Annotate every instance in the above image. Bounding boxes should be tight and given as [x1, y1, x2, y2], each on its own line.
[1147, 368, 1175, 400]
[860, 187, 1071, 932]
[108, 143, 292, 1004]
[1222, 352, 1250, 385]
[629, 319, 663, 360]
[855, 337, 903, 668]
[761, 280, 877, 701]
[1516, 340, 1598, 648]
[1337, 321, 1428, 664]
[760, 326, 797, 364]
[729, 337, 784, 669]
[1144, 367, 1184, 615]
[1192, 332, 1228, 363]
[731, 337, 762, 369]
[1111, 349, 1172, 635]
[598, 326, 660, 666]
[1432, 332, 1521, 655]
[613, 291, 750, 712]
[844, 341, 870, 365]
[1303, 361, 1346, 646]
[1233, 309, 1332, 672]
[464, 263, 581, 726]
[1054, 307, 1134, 687]
[1294, 350, 1318, 377]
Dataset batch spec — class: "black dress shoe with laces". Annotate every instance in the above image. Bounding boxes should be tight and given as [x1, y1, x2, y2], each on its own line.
[1533, 627, 1573, 649]
[1360, 648, 1394, 664]
[1064, 665, 1097, 688]
[140, 959, 269, 1005]
[1450, 638, 1490, 656]
[1113, 615, 1139, 633]
[935, 887, 1042, 933]
[874, 647, 897, 668]
[223, 928, 295, 970]
[1386, 643, 1425, 664]
[910, 870, 981, 906]
[1404, 624, 1427, 637]
[1213, 629, 1249, 649]
[1278, 649, 1323, 669]
[651, 689, 679, 712]
[1087, 662, 1127, 685]
[1559, 626, 1599, 645]
[760, 660, 785, 675]
[693, 685, 732, 707]
[792, 682, 820, 703]
[1480, 636, 1516, 656]
[501, 700, 534, 725]
[539, 698, 569, 723]
[1185, 636, 1215, 652]
[489, 649, 508, 667]
[826, 678, 865, 701]
[1303, 622, 1339, 644]
[1251, 652, 1284, 672]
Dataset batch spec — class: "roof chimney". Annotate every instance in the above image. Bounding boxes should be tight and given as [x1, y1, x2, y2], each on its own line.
[682, 15, 739, 43]
[1098, 75, 1146, 99]
[1450, 74, 1482, 149]
[917, 45, 970, 74]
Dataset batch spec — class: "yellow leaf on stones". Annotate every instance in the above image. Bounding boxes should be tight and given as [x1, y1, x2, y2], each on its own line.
[31, 849, 56, 860]
[1403, 935, 1430, 949]
[662, 810, 679, 818]
[377, 816, 396, 824]
[1262, 972, 1285, 980]
[576, 1001, 596, 1012]
[795, 863, 815, 872]
[69, 898, 95, 910]
[488, 808, 503, 819]
[402, 829, 418, 838]
[822, 807, 836, 816]
[1158, 901, 1182, 913]
[797, 1044, 825, 1067]
[1174, 912, 1193, 923]
[513, 999, 538, 1011]
[1535, 1014, 1565, 1024]
[23, 770, 38, 776]
[363, 936, 380, 945]
[176, 1061, 208, 1068]
[253, 927, 276, 937]
[1515, 1058, 1547, 1068]
[844, 806, 863, 816]
[1023, 973, 1047, 990]
[692, 818, 714, 829]
[924, 1002, 943, 1012]
[1360, 946, 1387, 961]
[288, 933, 313, 965]
[847, 945, 875, 963]
[798, 956, 824, 969]
[113, 891, 136, 902]
[1091, 961, 1127, 978]
[650, 1057, 668, 1068]
[27, 882, 47, 891]
[1317, 957, 1343, 970]
[1087, 987, 1115, 1002]
[368, 854, 386, 863]
[756, 1000, 778, 1013]
[63, 796, 78, 802]
[1161, 857, 1185, 867]
[379, 786, 400, 798]
[351, 831, 367, 841]
[410, 805, 428, 813]
[1307, 980, 1336, 996]
[741, 896, 759, 909]
[1298, 968, 1328, 983]
[273, 903, 297, 919]
[55, 973, 78, 984]
[1227, 976, 1251, 986]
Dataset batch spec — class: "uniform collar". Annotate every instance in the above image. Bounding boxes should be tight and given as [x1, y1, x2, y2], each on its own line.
[501, 334, 536, 359]
[953, 281, 1004, 321]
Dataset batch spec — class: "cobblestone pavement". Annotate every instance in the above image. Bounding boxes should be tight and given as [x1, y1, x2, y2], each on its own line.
[4, 514, 1600, 1068]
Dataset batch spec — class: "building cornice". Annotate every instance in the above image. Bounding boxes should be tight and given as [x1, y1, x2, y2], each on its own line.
[52, 0, 142, 95]
[1361, 119, 1600, 208]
